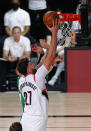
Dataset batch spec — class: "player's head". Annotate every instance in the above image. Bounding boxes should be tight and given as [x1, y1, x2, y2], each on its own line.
[16, 58, 36, 76]
[9, 122, 22, 131]
[11, 0, 20, 10]
[11, 0, 20, 4]
[12, 26, 21, 42]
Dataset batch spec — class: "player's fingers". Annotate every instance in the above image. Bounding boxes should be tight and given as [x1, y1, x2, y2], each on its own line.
[52, 18, 57, 28]
[32, 49, 36, 52]
[47, 25, 52, 31]
[32, 47, 36, 50]
[56, 18, 60, 28]
[56, 57, 63, 63]
[54, 17, 58, 24]
[53, 18, 58, 27]
[31, 44, 37, 49]
[54, 63, 57, 67]
[32, 47, 37, 51]
[52, 19, 55, 26]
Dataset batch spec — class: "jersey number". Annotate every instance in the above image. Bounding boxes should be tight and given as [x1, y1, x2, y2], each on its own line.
[24, 91, 32, 105]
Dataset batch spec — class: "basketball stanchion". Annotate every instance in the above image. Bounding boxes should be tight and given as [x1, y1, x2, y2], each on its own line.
[43, 11, 81, 46]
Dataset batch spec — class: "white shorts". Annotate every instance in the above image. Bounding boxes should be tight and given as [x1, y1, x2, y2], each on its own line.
[21, 114, 47, 131]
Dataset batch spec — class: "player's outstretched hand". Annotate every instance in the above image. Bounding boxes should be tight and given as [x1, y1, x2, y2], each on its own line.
[32, 44, 44, 54]
[47, 18, 60, 34]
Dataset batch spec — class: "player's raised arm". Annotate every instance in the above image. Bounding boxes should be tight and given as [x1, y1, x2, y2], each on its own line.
[43, 18, 59, 71]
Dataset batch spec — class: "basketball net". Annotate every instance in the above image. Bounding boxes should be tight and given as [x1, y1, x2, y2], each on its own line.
[57, 14, 81, 47]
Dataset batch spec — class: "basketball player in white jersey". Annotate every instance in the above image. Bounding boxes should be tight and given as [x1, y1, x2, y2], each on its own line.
[16, 18, 59, 131]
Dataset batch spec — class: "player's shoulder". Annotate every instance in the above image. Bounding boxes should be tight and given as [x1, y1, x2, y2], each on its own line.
[36, 65, 46, 72]
[35, 65, 49, 76]
[4, 36, 13, 43]
[19, 8, 29, 16]
[17, 76, 24, 83]
[20, 35, 30, 43]
[21, 35, 29, 41]
[22, 74, 35, 81]
[4, 9, 13, 17]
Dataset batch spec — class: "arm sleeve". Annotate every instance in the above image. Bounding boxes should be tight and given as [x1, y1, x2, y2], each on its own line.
[4, 13, 9, 26]
[25, 38, 31, 52]
[3, 39, 9, 51]
[24, 12, 31, 26]
[35, 65, 49, 90]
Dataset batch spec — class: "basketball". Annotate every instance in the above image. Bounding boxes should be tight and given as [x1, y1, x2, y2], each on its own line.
[43, 11, 59, 28]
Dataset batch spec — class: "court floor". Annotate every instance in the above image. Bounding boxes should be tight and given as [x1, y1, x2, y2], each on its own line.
[0, 92, 91, 131]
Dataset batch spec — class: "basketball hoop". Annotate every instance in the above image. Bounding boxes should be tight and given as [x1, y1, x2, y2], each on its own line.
[57, 13, 81, 46]
[59, 14, 81, 24]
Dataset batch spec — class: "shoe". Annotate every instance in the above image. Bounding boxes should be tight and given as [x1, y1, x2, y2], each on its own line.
[48, 77, 56, 86]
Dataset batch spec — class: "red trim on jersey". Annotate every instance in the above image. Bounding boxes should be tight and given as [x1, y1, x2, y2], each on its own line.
[34, 75, 36, 82]
[42, 89, 48, 98]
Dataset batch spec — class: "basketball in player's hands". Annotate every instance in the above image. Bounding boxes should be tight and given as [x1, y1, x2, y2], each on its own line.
[43, 11, 59, 28]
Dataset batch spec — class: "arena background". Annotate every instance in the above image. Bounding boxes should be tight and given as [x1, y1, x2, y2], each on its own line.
[0, 0, 80, 92]
[1, 1, 91, 131]
[0, 0, 79, 30]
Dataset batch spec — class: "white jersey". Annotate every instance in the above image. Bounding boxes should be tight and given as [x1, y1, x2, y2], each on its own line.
[28, 0, 47, 10]
[17, 65, 49, 119]
[3, 35, 31, 57]
[4, 8, 31, 32]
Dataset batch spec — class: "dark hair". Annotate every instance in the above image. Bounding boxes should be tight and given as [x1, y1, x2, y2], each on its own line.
[12, 26, 21, 32]
[9, 122, 22, 131]
[16, 58, 29, 75]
